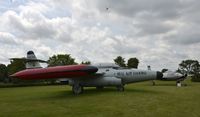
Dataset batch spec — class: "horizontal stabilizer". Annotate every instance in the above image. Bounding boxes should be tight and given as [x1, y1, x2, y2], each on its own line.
[10, 58, 47, 63]
[10, 50, 47, 69]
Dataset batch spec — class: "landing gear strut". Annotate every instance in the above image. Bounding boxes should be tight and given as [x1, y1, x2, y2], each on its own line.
[176, 81, 181, 87]
[72, 84, 83, 94]
[116, 85, 124, 92]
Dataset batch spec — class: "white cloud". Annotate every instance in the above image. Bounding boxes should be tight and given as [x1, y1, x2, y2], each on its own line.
[0, 0, 199, 71]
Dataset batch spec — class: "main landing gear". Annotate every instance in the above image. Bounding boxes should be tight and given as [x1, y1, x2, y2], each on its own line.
[116, 85, 124, 91]
[72, 84, 83, 95]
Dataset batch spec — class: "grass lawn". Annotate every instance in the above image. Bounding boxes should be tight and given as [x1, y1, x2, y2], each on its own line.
[0, 79, 199, 117]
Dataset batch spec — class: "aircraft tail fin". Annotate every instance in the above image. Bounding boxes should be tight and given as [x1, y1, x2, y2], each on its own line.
[26, 51, 45, 69]
[10, 51, 47, 69]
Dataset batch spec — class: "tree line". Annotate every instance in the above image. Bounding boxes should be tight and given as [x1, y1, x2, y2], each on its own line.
[0, 54, 200, 84]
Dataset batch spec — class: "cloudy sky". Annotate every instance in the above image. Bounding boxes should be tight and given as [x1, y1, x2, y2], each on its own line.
[0, 0, 200, 70]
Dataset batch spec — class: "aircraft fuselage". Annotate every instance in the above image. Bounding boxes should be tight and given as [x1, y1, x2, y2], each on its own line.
[68, 68, 162, 87]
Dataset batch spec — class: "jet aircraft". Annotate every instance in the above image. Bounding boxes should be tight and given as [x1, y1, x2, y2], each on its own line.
[147, 66, 187, 86]
[161, 71, 187, 86]
[11, 51, 163, 94]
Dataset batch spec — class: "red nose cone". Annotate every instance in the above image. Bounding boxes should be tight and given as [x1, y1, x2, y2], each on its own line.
[10, 74, 18, 78]
[10, 70, 27, 79]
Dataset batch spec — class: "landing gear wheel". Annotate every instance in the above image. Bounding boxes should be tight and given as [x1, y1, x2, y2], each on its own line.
[176, 81, 181, 87]
[72, 84, 83, 95]
[116, 85, 124, 92]
[96, 86, 104, 90]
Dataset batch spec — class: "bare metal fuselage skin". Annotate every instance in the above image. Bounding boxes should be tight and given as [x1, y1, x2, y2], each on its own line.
[68, 67, 161, 87]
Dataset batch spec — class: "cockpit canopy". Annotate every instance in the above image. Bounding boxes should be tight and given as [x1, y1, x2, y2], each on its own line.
[93, 63, 120, 69]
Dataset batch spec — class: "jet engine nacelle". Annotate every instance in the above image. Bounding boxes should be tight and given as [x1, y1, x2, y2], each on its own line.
[69, 77, 122, 87]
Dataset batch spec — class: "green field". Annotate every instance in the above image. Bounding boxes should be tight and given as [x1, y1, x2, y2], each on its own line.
[0, 80, 200, 117]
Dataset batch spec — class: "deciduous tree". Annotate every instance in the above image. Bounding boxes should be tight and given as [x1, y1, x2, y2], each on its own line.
[48, 54, 77, 67]
[179, 60, 200, 82]
[0, 64, 7, 82]
[127, 58, 139, 69]
[114, 56, 126, 67]
[7, 60, 26, 75]
[81, 61, 91, 65]
[179, 60, 199, 74]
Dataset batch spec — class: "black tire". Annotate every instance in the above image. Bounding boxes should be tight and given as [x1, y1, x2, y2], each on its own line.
[72, 84, 83, 94]
[116, 85, 124, 92]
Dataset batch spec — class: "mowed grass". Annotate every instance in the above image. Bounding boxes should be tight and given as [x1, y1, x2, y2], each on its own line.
[0, 79, 200, 117]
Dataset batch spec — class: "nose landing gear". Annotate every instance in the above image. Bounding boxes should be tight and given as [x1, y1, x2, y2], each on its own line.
[176, 81, 182, 87]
